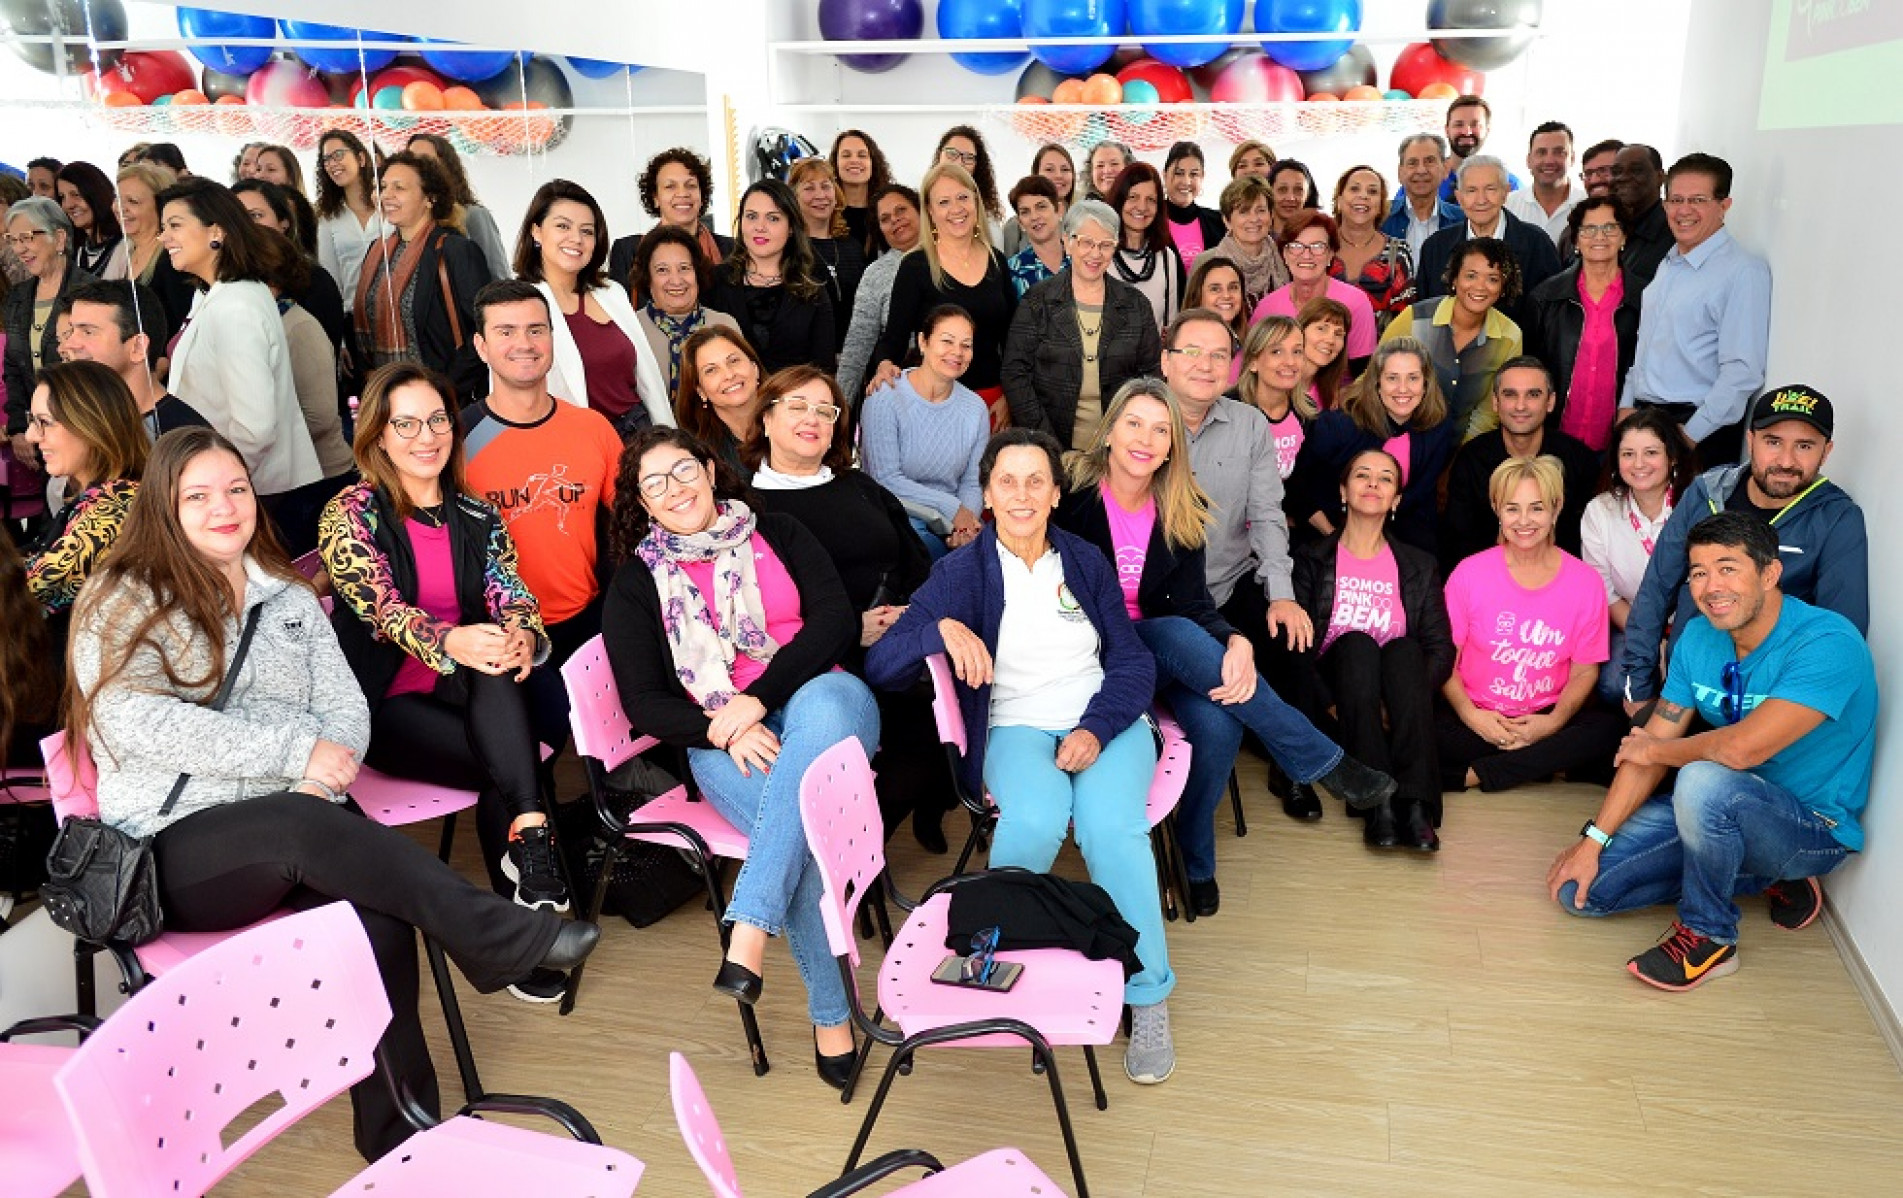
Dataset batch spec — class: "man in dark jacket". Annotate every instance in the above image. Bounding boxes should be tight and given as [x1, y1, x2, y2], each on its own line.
[1617, 386, 1866, 710]
[1415, 156, 1562, 328]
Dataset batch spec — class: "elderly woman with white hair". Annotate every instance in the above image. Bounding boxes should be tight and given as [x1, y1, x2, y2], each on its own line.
[999, 199, 1162, 451]
[4, 196, 95, 466]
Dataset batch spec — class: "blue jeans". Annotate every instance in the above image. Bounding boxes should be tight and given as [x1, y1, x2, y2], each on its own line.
[687, 672, 880, 1026]
[1137, 616, 1344, 882]
[983, 721, 1174, 1007]
[1594, 626, 1628, 707]
[1556, 761, 1850, 942]
[907, 515, 950, 563]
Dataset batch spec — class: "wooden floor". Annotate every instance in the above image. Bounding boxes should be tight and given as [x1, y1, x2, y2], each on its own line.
[59, 754, 1903, 1197]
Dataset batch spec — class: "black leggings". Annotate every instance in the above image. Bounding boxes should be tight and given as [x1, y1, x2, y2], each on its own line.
[1318, 632, 1443, 823]
[152, 792, 561, 1161]
[1435, 700, 1625, 793]
[367, 668, 549, 897]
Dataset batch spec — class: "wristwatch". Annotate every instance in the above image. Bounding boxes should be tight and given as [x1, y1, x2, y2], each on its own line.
[1580, 820, 1613, 848]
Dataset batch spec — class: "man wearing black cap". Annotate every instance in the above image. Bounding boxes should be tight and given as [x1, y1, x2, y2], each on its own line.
[1615, 385, 1868, 714]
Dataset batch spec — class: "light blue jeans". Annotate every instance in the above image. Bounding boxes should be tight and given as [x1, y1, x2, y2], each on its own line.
[907, 514, 951, 563]
[1556, 761, 1850, 942]
[982, 721, 1175, 1007]
[688, 672, 880, 1026]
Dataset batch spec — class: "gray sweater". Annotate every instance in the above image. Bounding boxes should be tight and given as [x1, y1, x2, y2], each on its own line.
[837, 249, 907, 401]
[72, 558, 371, 838]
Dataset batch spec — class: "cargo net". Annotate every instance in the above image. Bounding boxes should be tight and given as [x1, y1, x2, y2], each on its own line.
[990, 100, 1447, 154]
[85, 102, 570, 156]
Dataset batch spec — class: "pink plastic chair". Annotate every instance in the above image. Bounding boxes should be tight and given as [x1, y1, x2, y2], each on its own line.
[559, 635, 764, 1071]
[53, 903, 642, 1198]
[800, 737, 1120, 1198]
[670, 1050, 1062, 1197]
[0, 1015, 96, 1198]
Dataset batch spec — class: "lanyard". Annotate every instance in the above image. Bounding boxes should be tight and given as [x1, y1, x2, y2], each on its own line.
[1705, 477, 1828, 526]
[1625, 492, 1672, 557]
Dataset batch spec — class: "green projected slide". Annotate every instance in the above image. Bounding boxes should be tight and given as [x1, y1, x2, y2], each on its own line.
[1761, 0, 1903, 129]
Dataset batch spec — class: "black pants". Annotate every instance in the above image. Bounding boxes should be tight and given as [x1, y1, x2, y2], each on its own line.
[1638, 401, 1743, 473]
[871, 684, 957, 838]
[523, 599, 604, 756]
[368, 668, 549, 896]
[1435, 700, 1625, 793]
[1318, 633, 1443, 823]
[1219, 582, 1305, 710]
[151, 792, 561, 1161]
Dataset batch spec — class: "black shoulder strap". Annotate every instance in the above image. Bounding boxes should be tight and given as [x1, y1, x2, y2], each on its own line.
[156, 604, 266, 819]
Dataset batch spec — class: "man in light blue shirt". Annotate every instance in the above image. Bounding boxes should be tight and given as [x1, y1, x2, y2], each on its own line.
[1619, 153, 1772, 469]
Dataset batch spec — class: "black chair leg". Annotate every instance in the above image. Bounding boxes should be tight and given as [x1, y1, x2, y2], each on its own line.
[558, 839, 621, 1017]
[424, 935, 484, 1103]
[1033, 1043, 1090, 1198]
[842, 1047, 911, 1174]
[1083, 1043, 1108, 1110]
[1229, 769, 1247, 837]
[1165, 815, 1195, 926]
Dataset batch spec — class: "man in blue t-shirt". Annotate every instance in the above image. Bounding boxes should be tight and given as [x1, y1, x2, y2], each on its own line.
[1547, 511, 1877, 991]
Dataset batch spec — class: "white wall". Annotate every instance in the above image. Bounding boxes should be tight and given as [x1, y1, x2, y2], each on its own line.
[1678, 0, 1902, 1032]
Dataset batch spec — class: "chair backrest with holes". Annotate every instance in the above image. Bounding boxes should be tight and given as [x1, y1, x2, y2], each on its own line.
[797, 737, 884, 968]
[54, 903, 391, 1198]
[924, 653, 967, 757]
[561, 635, 647, 773]
[39, 732, 99, 823]
[668, 1052, 745, 1198]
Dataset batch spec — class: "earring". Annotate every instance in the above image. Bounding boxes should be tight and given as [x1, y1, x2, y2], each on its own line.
[533, 240, 542, 251]
[209, 238, 222, 250]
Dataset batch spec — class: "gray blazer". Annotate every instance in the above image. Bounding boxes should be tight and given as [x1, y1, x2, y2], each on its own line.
[1000, 270, 1162, 447]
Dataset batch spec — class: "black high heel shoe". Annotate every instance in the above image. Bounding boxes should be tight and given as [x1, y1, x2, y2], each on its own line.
[815, 1029, 856, 1090]
[713, 958, 763, 1006]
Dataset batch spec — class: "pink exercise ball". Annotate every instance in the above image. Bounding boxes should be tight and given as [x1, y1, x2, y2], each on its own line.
[1208, 50, 1304, 103]
[245, 58, 331, 108]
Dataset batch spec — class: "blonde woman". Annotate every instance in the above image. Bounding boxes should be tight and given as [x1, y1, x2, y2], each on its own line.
[1057, 379, 1394, 914]
[1234, 316, 1316, 480]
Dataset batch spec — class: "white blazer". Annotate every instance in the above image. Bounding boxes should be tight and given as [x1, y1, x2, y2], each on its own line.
[169, 280, 321, 496]
[532, 280, 673, 429]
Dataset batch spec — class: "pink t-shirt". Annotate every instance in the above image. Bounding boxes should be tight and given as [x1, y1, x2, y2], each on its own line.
[1321, 542, 1406, 654]
[1250, 278, 1379, 360]
[388, 519, 459, 699]
[1382, 432, 1411, 484]
[682, 534, 804, 693]
[1444, 548, 1609, 716]
[1268, 410, 1305, 480]
[1169, 217, 1208, 268]
[1101, 484, 1155, 621]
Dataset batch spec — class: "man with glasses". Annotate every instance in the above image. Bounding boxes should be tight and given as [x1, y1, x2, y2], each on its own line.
[1548, 511, 1876, 991]
[1608, 144, 1672, 285]
[1415, 155, 1561, 327]
[1620, 152, 1771, 470]
[461, 280, 625, 749]
[1555, 138, 1625, 262]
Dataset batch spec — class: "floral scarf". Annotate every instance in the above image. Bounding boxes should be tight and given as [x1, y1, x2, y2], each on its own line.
[637, 498, 778, 710]
[644, 301, 706, 392]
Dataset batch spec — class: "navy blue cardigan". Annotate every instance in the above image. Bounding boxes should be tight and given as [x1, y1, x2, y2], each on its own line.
[863, 523, 1156, 795]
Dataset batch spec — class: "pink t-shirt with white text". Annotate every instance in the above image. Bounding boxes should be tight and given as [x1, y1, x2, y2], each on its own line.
[1444, 548, 1609, 716]
[1321, 542, 1406, 654]
[1101, 485, 1155, 621]
[682, 534, 804, 692]
[1268, 410, 1305, 480]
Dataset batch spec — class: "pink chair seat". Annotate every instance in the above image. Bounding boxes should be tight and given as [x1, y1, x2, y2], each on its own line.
[328, 1113, 642, 1196]
[878, 893, 1122, 1049]
[624, 784, 750, 859]
[0, 1042, 82, 1198]
[351, 767, 480, 825]
[897, 1147, 1063, 1195]
[1146, 715, 1193, 826]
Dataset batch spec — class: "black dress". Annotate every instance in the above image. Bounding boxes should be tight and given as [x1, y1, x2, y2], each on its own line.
[808, 235, 867, 353]
[873, 250, 1017, 392]
[703, 275, 837, 375]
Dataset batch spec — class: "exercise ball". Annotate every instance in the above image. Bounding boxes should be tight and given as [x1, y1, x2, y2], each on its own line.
[1128, 0, 1244, 70]
[820, 0, 924, 74]
[1388, 41, 1483, 97]
[1296, 43, 1374, 96]
[1418, 81, 1460, 99]
[1342, 83, 1382, 100]
[1, 0, 125, 74]
[177, 8, 273, 76]
[281, 22, 403, 75]
[567, 58, 640, 79]
[1116, 57, 1195, 103]
[417, 40, 518, 82]
[1016, 59, 1076, 100]
[200, 66, 251, 101]
[1052, 78, 1086, 104]
[1080, 72, 1123, 104]
[1023, 0, 1128, 75]
[1255, 0, 1360, 72]
[402, 81, 445, 111]
[473, 56, 575, 147]
[88, 51, 197, 105]
[1383, 88, 1410, 100]
[1208, 50, 1303, 103]
[441, 85, 485, 110]
[940, 0, 1030, 75]
[1188, 45, 1250, 91]
[244, 58, 330, 108]
[1428, 0, 1542, 70]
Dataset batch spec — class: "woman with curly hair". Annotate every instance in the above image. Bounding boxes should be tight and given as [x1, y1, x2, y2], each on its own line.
[705, 178, 835, 375]
[828, 129, 892, 259]
[406, 132, 511, 279]
[314, 130, 384, 303]
[607, 147, 731, 294]
[1380, 237, 1525, 440]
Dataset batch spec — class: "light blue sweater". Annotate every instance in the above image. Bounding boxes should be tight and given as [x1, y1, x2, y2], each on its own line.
[859, 371, 987, 525]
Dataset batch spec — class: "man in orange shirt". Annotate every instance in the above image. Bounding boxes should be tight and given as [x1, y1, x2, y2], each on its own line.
[463, 280, 627, 747]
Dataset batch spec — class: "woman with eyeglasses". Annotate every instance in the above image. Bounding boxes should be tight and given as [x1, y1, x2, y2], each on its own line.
[1108, 162, 1186, 331]
[1252, 210, 1378, 372]
[607, 148, 732, 299]
[1004, 175, 1066, 298]
[1207, 176, 1288, 311]
[932, 125, 1005, 230]
[705, 179, 835, 376]
[837, 184, 922, 400]
[1083, 140, 1134, 205]
[314, 131, 385, 306]
[866, 164, 1015, 424]
[1001, 199, 1160, 451]
[1381, 237, 1525, 441]
[828, 129, 893, 260]
[1523, 195, 1641, 452]
[320, 364, 573, 946]
[604, 424, 878, 1089]
[1329, 165, 1415, 335]
[1163, 141, 1225, 269]
[4, 197, 93, 466]
[632, 224, 741, 396]
[673, 325, 765, 480]
[1437, 455, 1624, 796]
[787, 158, 866, 355]
[54, 161, 122, 277]
[1001, 143, 1076, 257]
[862, 305, 987, 562]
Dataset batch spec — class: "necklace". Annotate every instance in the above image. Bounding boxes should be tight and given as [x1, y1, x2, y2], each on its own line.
[1113, 244, 1157, 284]
[745, 264, 782, 286]
[1340, 227, 1379, 252]
[812, 237, 842, 304]
[1076, 307, 1102, 363]
[413, 502, 448, 529]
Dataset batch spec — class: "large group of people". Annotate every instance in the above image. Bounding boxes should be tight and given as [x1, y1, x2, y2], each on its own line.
[0, 106, 1876, 1162]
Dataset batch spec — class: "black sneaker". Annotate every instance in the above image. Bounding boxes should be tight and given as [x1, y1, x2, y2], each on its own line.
[502, 824, 571, 913]
[1188, 878, 1220, 917]
[1316, 755, 1398, 812]
[1765, 876, 1823, 931]
[1627, 921, 1739, 992]
[507, 967, 568, 1004]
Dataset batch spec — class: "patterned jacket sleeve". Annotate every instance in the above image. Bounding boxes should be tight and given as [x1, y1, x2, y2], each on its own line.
[26, 478, 137, 614]
[483, 513, 551, 665]
[317, 483, 456, 674]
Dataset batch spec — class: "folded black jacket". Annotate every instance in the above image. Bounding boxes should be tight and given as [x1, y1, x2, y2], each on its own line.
[945, 871, 1142, 980]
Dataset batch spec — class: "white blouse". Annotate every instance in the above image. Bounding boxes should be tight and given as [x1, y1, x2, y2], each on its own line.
[1580, 490, 1673, 605]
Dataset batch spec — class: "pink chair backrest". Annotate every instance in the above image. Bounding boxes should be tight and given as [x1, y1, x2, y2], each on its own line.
[797, 737, 885, 968]
[54, 903, 391, 1198]
[561, 635, 654, 773]
[39, 732, 99, 823]
[290, 550, 323, 580]
[668, 1052, 745, 1198]
[924, 653, 967, 757]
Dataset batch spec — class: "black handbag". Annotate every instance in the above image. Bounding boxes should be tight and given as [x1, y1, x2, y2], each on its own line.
[41, 606, 264, 946]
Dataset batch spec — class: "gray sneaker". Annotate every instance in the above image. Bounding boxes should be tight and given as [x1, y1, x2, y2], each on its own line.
[1124, 1001, 1175, 1085]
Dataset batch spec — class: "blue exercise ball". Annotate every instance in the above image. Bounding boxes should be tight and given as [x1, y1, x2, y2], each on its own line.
[819, 0, 925, 74]
[417, 40, 520, 83]
[1128, 0, 1243, 70]
[1254, 0, 1361, 73]
[280, 21, 404, 75]
[940, 0, 1030, 75]
[568, 57, 642, 79]
[1023, 0, 1128, 75]
[177, 8, 273, 76]
[1428, 0, 1542, 70]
